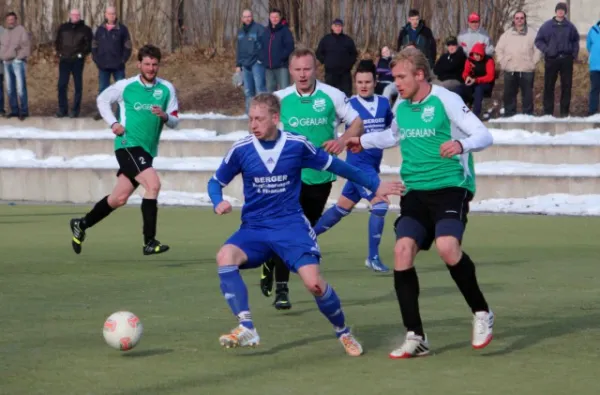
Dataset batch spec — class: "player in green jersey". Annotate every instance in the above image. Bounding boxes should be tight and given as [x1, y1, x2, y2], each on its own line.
[348, 47, 495, 358]
[259, 47, 364, 309]
[69, 44, 179, 256]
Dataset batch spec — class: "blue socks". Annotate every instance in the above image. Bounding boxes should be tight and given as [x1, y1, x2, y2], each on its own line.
[315, 284, 348, 336]
[314, 205, 351, 236]
[368, 202, 388, 260]
[218, 265, 254, 329]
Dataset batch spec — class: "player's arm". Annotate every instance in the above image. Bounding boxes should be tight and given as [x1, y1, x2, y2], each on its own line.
[301, 138, 404, 201]
[359, 121, 400, 150]
[207, 145, 242, 214]
[163, 82, 180, 129]
[322, 86, 364, 154]
[97, 80, 125, 127]
[440, 90, 493, 157]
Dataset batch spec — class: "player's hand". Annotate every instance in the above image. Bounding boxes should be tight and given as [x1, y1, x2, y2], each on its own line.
[215, 201, 232, 215]
[374, 180, 405, 203]
[111, 123, 125, 136]
[440, 140, 464, 158]
[346, 137, 363, 153]
[151, 105, 167, 121]
[322, 139, 345, 155]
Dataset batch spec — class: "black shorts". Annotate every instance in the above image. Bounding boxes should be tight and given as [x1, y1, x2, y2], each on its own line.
[394, 187, 473, 251]
[300, 182, 333, 226]
[115, 146, 154, 187]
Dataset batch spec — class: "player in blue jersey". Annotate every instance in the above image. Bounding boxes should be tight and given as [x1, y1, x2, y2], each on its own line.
[207, 93, 404, 356]
[314, 60, 394, 272]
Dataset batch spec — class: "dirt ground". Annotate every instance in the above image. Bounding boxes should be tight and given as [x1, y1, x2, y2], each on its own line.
[19, 49, 593, 117]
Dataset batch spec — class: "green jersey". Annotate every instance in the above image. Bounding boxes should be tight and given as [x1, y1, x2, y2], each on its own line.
[97, 75, 179, 157]
[361, 85, 493, 195]
[274, 81, 360, 185]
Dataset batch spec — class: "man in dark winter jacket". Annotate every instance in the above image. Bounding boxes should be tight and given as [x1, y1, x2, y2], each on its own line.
[235, 9, 266, 113]
[534, 2, 580, 117]
[396, 9, 436, 68]
[316, 19, 358, 97]
[55, 9, 93, 118]
[91, 6, 132, 120]
[260, 8, 294, 92]
[433, 36, 467, 95]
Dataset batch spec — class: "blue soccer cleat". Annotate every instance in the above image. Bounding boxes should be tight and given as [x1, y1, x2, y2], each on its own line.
[365, 256, 390, 273]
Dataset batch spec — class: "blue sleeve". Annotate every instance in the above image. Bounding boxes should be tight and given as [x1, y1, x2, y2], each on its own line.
[300, 139, 334, 170]
[385, 103, 394, 127]
[208, 146, 242, 210]
[328, 157, 380, 193]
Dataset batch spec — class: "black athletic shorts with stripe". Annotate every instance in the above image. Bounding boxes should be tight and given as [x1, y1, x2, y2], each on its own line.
[394, 187, 473, 251]
[115, 146, 154, 188]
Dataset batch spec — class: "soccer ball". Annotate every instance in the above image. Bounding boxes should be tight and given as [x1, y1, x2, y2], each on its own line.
[102, 311, 143, 351]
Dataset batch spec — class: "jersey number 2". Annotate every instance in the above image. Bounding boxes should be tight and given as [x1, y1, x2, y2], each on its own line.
[138, 157, 146, 165]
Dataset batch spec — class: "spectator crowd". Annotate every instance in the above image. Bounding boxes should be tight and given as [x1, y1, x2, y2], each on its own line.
[0, 2, 599, 119]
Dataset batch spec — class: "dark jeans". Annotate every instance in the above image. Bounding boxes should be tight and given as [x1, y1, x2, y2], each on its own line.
[465, 83, 493, 116]
[503, 71, 535, 116]
[543, 56, 573, 116]
[325, 71, 352, 97]
[590, 71, 600, 115]
[58, 58, 85, 115]
[98, 67, 126, 94]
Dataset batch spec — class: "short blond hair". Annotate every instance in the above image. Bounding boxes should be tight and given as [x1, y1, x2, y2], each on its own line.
[289, 47, 317, 66]
[250, 93, 281, 114]
[390, 47, 432, 81]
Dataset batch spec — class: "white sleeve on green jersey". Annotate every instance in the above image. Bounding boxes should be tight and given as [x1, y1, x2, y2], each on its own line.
[161, 79, 180, 129]
[317, 82, 360, 125]
[359, 122, 399, 149]
[434, 86, 493, 153]
[97, 78, 129, 126]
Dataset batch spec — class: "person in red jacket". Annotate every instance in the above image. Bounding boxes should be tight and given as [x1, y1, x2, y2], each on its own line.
[462, 42, 495, 116]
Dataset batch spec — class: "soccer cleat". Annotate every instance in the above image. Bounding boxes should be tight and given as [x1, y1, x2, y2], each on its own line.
[143, 239, 170, 255]
[472, 309, 494, 349]
[219, 325, 260, 348]
[389, 331, 430, 359]
[365, 256, 390, 273]
[338, 331, 364, 357]
[260, 262, 274, 297]
[273, 285, 292, 310]
[70, 218, 86, 254]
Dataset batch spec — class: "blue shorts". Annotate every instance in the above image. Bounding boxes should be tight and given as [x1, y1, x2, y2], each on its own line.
[224, 216, 321, 273]
[341, 168, 378, 203]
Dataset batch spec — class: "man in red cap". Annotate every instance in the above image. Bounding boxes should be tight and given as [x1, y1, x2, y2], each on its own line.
[458, 12, 494, 57]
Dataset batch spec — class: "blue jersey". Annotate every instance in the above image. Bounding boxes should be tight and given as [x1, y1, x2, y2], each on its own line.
[345, 95, 394, 172]
[213, 131, 333, 227]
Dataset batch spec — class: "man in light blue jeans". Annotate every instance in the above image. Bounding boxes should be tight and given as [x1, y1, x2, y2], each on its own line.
[0, 25, 4, 116]
[0, 12, 30, 119]
[235, 9, 266, 113]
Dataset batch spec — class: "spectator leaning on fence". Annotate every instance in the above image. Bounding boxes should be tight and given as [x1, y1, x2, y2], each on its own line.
[496, 11, 542, 116]
[92, 6, 132, 120]
[0, 12, 30, 120]
[0, 24, 4, 116]
[316, 18, 358, 97]
[55, 9, 93, 118]
[587, 18, 600, 115]
[260, 8, 294, 93]
[458, 12, 495, 56]
[433, 36, 467, 96]
[235, 9, 266, 114]
[534, 2, 579, 117]
[396, 9, 437, 69]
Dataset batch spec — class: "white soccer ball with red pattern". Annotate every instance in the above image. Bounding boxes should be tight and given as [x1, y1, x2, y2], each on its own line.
[103, 311, 143, 351]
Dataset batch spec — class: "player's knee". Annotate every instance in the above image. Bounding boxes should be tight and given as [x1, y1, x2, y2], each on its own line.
[304, 278, 327, 296]
[216, 245, 244, 267]
[394, 238, 417, 269]
[436, 236, 462, 265]
[371, 201, 389, 217]
[145, 179, 161, 196]
[108, 193, 128, 208]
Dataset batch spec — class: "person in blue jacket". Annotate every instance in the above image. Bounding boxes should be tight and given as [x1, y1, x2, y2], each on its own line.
[235, 9, 266, 113]
[587, 20, 600, 115]
[261, 8, 294, 92]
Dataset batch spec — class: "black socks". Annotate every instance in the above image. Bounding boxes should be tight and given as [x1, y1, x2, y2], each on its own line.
[447, 252, 489, 313]
[394, 267, 424, 337]
[141, 198, 158, 244]
[82, 195, 114, 229]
